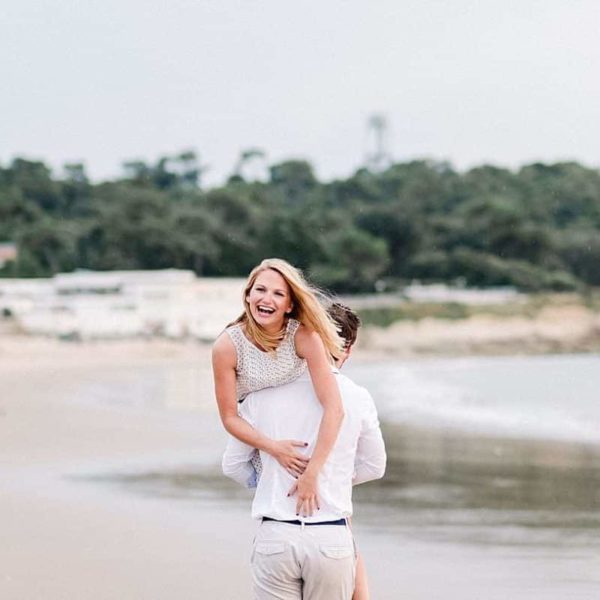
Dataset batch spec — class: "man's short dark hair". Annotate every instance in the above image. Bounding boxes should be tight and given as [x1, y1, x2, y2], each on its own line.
[328, 302, 361, 349]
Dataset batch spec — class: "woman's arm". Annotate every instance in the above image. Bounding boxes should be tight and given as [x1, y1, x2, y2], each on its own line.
[212, 334, 309, 476]
[292, 325, 345, 516]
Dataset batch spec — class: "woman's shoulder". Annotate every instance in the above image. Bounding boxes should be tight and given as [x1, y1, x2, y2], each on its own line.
[212, 330, 237, 362]
[222, 321, 246, 344]
[292, 320, 317, 340]
[292, 322, 323, 357]
[215, 321, 242, 342]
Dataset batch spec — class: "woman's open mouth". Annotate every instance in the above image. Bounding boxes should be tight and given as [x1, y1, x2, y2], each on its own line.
[256, 305, 276, 316]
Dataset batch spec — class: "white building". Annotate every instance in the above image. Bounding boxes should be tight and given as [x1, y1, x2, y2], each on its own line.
[0, 279, 53, 316]
[0, 270, 244, 340]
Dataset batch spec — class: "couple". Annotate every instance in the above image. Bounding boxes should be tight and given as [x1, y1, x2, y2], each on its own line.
[212, 258, 386, 599]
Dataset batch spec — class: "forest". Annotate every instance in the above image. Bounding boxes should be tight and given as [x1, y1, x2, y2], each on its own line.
[1, 153, 600, 293]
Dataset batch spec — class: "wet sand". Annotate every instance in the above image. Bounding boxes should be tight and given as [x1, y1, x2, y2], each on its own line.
[1, 340, 257, 599]
[2, 338, 600, 599]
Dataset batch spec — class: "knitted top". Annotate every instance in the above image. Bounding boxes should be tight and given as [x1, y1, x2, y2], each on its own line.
[226, 318, 307, 401]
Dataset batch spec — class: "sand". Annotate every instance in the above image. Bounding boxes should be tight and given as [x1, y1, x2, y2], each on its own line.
[2, 336, 598, 599]
[357, 304, 600, 357]
[1, 339, 261, 600]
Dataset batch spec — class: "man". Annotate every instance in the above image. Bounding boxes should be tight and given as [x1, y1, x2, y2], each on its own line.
[222, 303, 386, 600]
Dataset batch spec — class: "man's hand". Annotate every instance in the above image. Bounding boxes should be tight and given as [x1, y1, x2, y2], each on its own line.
[267, 439, 309, 477]
[287, 472, 320, 517]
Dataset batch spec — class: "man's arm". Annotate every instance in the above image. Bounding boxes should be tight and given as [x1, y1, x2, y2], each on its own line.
[222, 433, 259, 488]
[221, 401, 258, 488]
[353, 392, 386, 485]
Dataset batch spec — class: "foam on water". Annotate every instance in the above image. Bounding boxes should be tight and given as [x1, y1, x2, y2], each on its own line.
[347, 354, 600, 443]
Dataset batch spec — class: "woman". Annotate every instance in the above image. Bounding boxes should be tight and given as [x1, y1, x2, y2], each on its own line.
[212, 258, 370, 598]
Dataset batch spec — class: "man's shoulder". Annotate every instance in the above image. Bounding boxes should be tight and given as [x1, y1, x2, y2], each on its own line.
[336, 373, 372, 403]
[337, 373, 381, 433]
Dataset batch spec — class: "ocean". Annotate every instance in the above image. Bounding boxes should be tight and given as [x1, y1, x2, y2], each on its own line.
[68, 351, 600, 598]
[347, 353, 600, 443]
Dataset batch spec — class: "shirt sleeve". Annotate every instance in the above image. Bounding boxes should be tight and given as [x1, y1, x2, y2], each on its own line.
[221, 398, 259, 488]
[353, 391, 387, 485]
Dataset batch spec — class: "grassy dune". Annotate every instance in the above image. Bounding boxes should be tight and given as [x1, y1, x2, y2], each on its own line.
[353, 292, 600, 357]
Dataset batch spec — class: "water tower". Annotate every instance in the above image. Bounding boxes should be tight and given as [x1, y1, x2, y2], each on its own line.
[365, 113, 392, 172]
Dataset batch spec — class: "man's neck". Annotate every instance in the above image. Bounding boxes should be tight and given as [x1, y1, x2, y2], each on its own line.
[335, 356, 347, 370]
[334, 345, 352, 370]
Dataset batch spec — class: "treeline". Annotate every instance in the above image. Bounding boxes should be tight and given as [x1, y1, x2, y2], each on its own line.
[1, 154, 600, 293]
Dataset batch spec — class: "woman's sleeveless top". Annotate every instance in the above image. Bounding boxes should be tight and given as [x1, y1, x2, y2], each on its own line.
[226, 318, 307, 401]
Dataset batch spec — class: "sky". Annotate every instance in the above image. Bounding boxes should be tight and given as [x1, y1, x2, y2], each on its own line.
[2, 0, 599, 186]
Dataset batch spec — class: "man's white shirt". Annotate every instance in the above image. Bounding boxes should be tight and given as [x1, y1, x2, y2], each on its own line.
[222, 369, 386, 522]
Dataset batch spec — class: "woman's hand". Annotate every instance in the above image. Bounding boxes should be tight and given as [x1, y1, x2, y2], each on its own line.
[288, 472, 320, 517]
[268, 439, 310, 477]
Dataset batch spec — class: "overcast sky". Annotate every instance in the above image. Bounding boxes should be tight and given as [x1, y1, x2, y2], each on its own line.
[2, 0, 599, 185]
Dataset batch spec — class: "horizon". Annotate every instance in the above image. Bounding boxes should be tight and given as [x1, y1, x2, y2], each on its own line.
[4, 151, 599, 187]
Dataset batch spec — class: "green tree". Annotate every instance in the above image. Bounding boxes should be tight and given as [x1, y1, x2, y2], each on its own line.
[269, 160, 317, 205]
[310, 227, 389, 292]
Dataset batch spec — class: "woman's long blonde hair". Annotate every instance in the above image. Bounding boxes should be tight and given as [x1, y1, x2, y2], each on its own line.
[231, 258, 343, 360]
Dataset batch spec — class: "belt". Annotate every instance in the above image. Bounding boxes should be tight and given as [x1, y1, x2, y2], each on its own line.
[262, 516, 346, 526]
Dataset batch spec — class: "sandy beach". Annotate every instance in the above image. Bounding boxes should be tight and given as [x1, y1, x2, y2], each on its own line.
[1, 339, 259, 599]
[2, 336, 600, 599]
[356, 303, 600, 357]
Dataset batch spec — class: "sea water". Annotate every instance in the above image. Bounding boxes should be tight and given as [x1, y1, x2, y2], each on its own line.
[343, 354, 600, 549]
[347, 353, 600, 443]
[69, 352, 600, 598]
[76, 353, 600, 550]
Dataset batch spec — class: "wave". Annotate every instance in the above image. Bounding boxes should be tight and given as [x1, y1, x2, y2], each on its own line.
[347, 354, 600, 443]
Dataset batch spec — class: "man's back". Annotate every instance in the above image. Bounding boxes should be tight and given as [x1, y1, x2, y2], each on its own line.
[222, 370, 386, 522]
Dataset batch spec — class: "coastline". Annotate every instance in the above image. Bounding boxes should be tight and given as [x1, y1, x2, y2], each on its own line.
[2, 335, 599, 599]
[1, 339, 256, 600]
[356, 302, 600, 358]
[3, 297, 600, 364]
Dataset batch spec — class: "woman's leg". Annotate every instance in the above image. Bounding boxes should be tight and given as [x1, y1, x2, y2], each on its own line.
[352, 552, 370, 600]
[347, 518, 370, 600]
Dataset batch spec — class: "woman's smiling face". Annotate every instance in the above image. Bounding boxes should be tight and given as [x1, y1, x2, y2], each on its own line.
[246, 268, 293, 331]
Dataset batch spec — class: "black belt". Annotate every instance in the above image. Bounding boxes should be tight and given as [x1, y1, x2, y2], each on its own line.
[262, 516, 346, 526]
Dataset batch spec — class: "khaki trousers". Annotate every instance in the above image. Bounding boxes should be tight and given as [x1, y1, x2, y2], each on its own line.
[251, 520, 356, 600]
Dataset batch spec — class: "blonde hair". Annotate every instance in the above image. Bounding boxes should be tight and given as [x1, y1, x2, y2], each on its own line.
[231, 258, 343, 360]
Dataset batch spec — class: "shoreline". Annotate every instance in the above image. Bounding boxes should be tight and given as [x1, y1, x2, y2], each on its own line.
[356, 303, 600, 358]
[2, 339, 599, 599]
[1, 341, 256, 600]
[3, 298, 600, 360]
